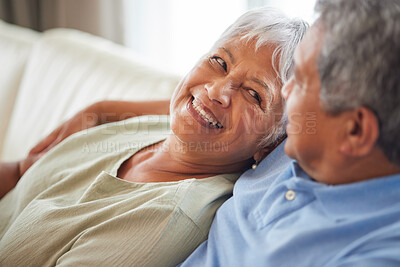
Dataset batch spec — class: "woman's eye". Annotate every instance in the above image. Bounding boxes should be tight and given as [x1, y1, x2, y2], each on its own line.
[247, 89, 262, 103]
[212, 56, 227, 72]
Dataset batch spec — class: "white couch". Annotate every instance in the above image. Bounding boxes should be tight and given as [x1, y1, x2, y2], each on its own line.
[0, 20, 181, 161]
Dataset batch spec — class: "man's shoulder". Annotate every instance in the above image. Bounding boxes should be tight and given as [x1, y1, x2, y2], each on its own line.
[179, 141, 295, 267]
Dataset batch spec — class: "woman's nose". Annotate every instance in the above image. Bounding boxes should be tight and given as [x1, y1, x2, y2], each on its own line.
[204, 81, 233, 108]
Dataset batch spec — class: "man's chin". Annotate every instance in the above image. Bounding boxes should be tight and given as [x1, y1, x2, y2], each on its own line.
[283, 140, 296, 160]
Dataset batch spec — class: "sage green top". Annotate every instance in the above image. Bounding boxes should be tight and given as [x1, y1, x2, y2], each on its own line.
[0, 115, 239, 267]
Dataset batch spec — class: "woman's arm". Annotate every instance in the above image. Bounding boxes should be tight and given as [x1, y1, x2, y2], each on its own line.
[20, 99, 170, 175]
[0, 100, 170, 198]
[0, 162, 20, 199]
[96, 100, 170, 124]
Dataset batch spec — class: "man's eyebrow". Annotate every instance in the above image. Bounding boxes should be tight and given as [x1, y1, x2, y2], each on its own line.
[221, 47, 235, 64]
[292, 57, 302, 79]
[293, 63, 302, 80]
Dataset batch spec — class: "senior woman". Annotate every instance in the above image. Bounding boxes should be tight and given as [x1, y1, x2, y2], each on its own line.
[0, 8, 307, 267]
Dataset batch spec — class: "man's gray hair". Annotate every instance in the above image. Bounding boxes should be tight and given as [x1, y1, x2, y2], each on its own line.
[315, 0, 400, 165]
[214, 7, 308, 149]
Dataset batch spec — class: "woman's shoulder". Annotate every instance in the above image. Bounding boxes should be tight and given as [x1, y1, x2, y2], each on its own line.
[174, 173, 239, 232]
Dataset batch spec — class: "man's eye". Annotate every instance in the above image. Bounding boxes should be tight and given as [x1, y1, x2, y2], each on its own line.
[212, 56, 227, 72]
[247, 89, 262, 103]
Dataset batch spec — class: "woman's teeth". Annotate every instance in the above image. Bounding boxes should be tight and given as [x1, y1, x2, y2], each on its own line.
[192, 99, 223, 128]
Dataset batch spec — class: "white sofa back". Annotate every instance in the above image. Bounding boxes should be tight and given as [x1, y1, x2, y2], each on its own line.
[0, 21, 40, 158]
[0, 24, 181, 161]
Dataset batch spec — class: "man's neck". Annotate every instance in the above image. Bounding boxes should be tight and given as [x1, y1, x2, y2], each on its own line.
[302, 147, 400, 185]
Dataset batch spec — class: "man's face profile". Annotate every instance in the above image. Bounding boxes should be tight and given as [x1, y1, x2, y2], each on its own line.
[281, 24, 350, 184]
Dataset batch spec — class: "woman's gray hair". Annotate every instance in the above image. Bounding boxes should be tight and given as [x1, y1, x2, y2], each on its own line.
[213, 7, 308, 148]
[315, 0, 400, 165]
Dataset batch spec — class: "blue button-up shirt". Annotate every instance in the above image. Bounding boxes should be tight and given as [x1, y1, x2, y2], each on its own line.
[180, 142, 400, 266]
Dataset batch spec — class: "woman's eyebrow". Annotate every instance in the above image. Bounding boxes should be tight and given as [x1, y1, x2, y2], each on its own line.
[252, 78, 268, 90]
[252, 78, 272, 99]
[221, 47, 235, 64]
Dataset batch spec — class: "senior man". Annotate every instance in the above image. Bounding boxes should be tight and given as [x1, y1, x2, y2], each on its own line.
[180, 0, 400, 266]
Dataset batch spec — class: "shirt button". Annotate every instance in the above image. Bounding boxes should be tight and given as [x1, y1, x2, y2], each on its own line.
[285, 190, 296, 201]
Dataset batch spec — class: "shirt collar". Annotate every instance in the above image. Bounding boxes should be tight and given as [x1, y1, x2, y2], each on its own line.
[291, 161, 313, 182]
[291, 162, 400, 219]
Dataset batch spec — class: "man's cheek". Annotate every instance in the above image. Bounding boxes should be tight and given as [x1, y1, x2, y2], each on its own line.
[287, 112, 303, 135]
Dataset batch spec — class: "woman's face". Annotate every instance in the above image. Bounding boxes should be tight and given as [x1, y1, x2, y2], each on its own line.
[169, 37, 283, 165]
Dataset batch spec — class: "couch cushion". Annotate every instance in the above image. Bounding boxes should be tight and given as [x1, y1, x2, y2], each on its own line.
[1, 28, 181, 161]
[0, 20, 40, 159]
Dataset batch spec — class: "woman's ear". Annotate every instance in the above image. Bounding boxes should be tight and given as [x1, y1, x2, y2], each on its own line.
[253, 146, 273, 163]
[253, 137, 286, 163]
[339, 106, 379, 157]
[253, 149, 267, 164]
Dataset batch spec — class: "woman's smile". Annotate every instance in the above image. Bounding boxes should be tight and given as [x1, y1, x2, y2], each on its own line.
[186, 97, 224, 129]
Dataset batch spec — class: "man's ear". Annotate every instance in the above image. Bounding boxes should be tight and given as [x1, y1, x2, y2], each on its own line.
[339, 106, 379, 157]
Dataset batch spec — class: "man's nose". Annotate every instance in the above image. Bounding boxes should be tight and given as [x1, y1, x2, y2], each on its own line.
[204, 81, 234, 108]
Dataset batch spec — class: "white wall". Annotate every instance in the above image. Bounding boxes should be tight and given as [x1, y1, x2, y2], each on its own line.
[123, 0, 245, 75]
[122, 0, 316, 76]
[263, 0, 317, 23]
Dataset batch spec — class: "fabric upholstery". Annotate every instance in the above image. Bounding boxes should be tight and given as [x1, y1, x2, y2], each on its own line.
[0, 20, 39, 157]
[0, 27, 181, 161]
